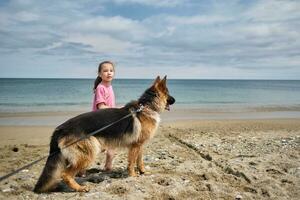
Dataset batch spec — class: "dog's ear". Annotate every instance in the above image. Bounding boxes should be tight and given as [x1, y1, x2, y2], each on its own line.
[157, 75, 167, 91]
[152, 76, 161, 87]
[160, 75, 167, 87]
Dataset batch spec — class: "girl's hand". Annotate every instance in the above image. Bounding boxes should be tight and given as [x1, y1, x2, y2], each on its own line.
[97, 103, 109, 109]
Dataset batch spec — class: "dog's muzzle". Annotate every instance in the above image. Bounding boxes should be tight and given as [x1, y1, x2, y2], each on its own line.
[165, 95, 175, 111]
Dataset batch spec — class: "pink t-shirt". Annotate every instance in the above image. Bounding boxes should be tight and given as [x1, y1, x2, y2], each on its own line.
[93, 83, 115, 111]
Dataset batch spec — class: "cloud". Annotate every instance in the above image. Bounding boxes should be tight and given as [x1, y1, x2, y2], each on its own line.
[111, 0, 187, 7]
[14, 11, 39, 22]
[66, 15, 148, 41]
[0, 0, 299, 79]
[63, 33, 142, 54]
[139, 1, 300, 71]
[244, 0, 300, 22]
[165, 15, 233, 25]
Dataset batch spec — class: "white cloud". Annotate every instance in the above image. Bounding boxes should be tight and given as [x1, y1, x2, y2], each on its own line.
[166, 15, 232, 25]
[111, 0, 186, 7]
[67, 16, 148, 41]
[64, 33, 142, 54]
[244, 0, 300, 22]
[38, 42, 64, 52]
[0, 0, 299, 79]
[14, 11, 39, 22]
[238, 23, 281, 38]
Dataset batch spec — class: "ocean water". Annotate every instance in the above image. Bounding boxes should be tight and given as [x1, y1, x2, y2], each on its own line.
[0, 78, 300, 113]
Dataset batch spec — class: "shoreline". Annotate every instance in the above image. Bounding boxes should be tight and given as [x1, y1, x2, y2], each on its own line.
[1, 106, 300, 126]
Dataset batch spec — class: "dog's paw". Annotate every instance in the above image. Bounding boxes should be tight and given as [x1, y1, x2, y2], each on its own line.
[140, 171, 151, 176]
[128, 171, 138, 177]
[77, 185, 90, 192]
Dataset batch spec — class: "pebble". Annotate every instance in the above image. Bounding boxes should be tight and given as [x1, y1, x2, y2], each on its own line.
[85, 192, 102, 197]
[12, 147, 19, 152]
[184, 179, 190, 184]
[235, 194, 243, 200]
[2, 188, 14, 192]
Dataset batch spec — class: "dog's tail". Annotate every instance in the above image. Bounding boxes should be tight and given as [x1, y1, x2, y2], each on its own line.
[34, 130, 64, 193]
[33, 151, 64, 193]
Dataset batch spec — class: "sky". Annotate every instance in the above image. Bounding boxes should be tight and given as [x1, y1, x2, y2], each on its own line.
[0, 0, 299, 79]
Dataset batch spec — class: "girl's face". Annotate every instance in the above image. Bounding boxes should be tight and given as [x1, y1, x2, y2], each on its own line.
[99, 63, 115, 84]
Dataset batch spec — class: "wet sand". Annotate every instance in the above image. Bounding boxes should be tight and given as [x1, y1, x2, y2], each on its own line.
[0, 111, 299, 199]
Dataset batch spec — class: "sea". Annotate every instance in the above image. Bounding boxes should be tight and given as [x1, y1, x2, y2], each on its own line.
[1, 78, 300, 113]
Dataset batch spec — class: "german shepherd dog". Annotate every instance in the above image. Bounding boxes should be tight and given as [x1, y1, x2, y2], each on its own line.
[34, 76, 175, 193]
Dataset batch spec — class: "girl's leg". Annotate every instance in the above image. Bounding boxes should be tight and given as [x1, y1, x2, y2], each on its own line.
[104, 148, 115, 171]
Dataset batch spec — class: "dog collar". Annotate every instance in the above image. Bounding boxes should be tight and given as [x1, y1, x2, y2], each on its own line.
[135, 104, 144, 113]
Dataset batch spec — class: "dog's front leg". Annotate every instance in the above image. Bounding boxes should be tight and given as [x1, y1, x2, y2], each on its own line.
[127, 144, 141, 176]
[137, 147, 146, 174]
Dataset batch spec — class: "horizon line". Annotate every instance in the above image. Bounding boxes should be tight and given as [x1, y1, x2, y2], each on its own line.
[0, 77, 299, 81]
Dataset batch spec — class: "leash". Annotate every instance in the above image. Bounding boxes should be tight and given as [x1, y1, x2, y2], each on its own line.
[0, 105, 144, 182]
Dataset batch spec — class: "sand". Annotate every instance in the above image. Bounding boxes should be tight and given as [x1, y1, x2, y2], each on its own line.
[0, 111, 299, 199]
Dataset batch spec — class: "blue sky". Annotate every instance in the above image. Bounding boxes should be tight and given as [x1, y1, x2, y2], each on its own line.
[0, 0, 299, 79]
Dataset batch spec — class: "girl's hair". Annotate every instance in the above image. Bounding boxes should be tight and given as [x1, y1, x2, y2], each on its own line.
[93, 61, 115, 90]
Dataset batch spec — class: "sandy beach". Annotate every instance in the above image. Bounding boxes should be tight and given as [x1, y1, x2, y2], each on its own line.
[0, 110, 299, 200]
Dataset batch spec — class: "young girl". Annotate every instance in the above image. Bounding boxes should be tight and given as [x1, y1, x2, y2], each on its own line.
[93, 61, 116, 171]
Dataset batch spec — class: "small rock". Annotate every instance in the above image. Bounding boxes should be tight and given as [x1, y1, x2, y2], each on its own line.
[201, 173, 209, 180]
[261, 188, 270, 197]
[12, 147, 19, 152]
[87, 176, 105, 183]
[235, 194, 243, 200]
[184, 179, 190, 183]
[2, 188, 14, 192]
[206, 184, 212, 191]
[249, 161, 256, 165]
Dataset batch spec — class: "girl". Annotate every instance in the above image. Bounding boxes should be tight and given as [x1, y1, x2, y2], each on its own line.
[93, 61, 116, 171]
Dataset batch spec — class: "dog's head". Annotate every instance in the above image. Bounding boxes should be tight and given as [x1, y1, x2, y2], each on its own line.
[139, 76, 175, 112]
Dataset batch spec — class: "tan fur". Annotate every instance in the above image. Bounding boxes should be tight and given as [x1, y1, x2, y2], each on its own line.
[59, 136, 100, 169]
[99, 115, 142, 149]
